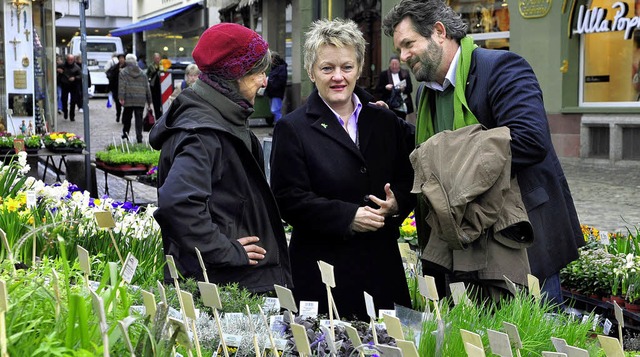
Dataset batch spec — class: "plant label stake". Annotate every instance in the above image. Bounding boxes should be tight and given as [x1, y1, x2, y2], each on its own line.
[195, 247, 209, 283]
[502, 322, 523, 357]
[541, 352, 567, 357]
[77, 245, 91, 288]
[363, 291, 379, 346]
[550, 337, 567, 353]
[449, 282, 472, 307]
[0, 229, 16, 277]
[345, 324, 365, 357]
[94, 211, 124, 265]
[156, 280, 167, 305]
[0, 280, 8, 357]
[290, 323, 312, 357]
[419, 275, 441, 320]
[274, 284, 298, 317]
[382, 313, 404, 340]
[197, 281, 229, 357]
[396, 339, 419, 357]
[461, 329, 486, 357]
[613, 300, 624, 347]
[527, 274, 541, 301]
[90, 290, 110, 357]
[245, 305, 261, 357]
[487, 329, 513, 357]
[165, 255, 191, 339]
[503, 275, 519, 296]
[597, 335, 625, 357]
[257, 305, 279, 357]
[180, 291, 202, 357]
[318, 260, 338, 341]
[564, 345, 589, 356]
[141, 289, 156, 317]
[51, 269, 61, 318]
[120, 252, 138, 285]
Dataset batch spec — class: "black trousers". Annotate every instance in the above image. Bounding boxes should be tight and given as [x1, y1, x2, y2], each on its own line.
[122, 107, 144, 143]
[61, 85, 78, 120]
[150, 83, 163, 118]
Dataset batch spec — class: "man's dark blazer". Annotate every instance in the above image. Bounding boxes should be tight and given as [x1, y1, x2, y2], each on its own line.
[419, 47, 584, 280]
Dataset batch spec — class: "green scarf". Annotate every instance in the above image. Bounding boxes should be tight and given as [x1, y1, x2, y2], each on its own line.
[416, 36, 479, 145]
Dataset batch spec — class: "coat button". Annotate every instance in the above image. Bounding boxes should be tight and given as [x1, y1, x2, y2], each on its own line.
[360, 166, 367, 174]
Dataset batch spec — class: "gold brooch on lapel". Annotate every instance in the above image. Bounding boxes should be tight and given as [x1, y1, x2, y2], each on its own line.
[321, 123, 328, 129]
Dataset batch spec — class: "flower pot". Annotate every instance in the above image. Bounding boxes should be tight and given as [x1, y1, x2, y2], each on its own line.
[610, 295, 626, 307]
[626, 302, 640, 313]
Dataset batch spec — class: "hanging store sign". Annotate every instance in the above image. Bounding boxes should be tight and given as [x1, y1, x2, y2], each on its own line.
[519, 0, 552, 19]
[574, 1, 639, 39]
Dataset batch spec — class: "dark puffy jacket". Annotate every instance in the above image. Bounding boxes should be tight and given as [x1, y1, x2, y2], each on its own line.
[149, 81, 292, 293]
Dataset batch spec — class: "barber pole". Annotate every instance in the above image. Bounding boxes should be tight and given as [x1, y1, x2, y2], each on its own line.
[160, 72, 173, 114]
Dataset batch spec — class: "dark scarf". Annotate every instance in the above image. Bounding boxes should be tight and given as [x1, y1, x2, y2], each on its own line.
[198, 72, 253, 110]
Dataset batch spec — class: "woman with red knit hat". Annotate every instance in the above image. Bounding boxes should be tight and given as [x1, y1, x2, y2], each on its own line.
[149, 23, 292, 294]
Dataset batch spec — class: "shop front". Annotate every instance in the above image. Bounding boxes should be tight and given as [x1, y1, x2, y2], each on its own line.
[1, 0, 56, 135]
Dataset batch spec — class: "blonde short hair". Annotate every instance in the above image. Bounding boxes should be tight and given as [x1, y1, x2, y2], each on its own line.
[303, 18, 366, 77]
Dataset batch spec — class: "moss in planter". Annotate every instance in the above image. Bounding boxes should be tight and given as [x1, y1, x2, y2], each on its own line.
[96, 143, 160, 166]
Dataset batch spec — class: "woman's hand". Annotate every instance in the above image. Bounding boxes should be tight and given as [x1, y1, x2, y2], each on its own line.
[237, 236, 266, 265]
[351, 207, 385, 233]
[367, 183, 399, 217]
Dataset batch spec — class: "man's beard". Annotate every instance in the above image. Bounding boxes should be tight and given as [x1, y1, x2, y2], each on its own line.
[409, 40, 443, 83]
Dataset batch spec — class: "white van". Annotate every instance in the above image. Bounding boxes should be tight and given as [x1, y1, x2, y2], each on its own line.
[68, 36, 124, 95]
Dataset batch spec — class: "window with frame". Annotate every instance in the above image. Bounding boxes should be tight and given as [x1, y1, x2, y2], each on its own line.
[450, 0, 511, 49]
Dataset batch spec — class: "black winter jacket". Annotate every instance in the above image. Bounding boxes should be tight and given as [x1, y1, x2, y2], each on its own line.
[149, 80, 292, 293]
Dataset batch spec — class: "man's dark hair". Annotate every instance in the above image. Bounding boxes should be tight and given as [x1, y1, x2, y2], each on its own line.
[382, 0, 467, 41]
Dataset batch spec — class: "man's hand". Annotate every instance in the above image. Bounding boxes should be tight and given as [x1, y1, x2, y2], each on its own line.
[238, 236, 266, 265]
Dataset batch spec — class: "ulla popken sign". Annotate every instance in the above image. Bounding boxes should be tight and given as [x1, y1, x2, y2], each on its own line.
[575, 1, 639, 39]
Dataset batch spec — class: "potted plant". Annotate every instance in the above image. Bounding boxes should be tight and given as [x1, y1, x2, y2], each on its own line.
[15, 134, 42, 153]
[95, 143, 159, 172]
[0, 133, 14, 155]
[43, 132, 86, 153]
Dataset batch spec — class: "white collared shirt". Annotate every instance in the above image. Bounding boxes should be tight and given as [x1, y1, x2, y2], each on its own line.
[424, 46, 461, 92]
[323, 93, 363, 144]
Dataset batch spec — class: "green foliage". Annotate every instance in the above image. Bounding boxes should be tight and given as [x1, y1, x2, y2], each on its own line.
[95, 143, 160, 166]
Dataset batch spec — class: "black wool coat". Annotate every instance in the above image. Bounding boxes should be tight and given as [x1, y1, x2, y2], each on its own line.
[270, 87, 415, 321]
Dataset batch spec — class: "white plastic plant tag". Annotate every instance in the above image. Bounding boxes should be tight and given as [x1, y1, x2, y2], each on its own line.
[378, 309, 396, 319]
[376, 345, 403, 357]
[364, 291, 376, 320]
[198, 281, 222, 310]
[503, 322, 523, 349]
[317, 260, 336, 288]
[213, 334, 242, 357]
[603, 318, 613, 335]
[599, 231, 610, 245]
[541, 352, 567, 357]
[141, 289, 156, 317]
[77, 245, 91, 275]
[450, 282, 471, 306]
[597, 335, 625, 357]
[157, 280, 167, 305]
[396, 339, 420, 357]
[551, 337, 567, 353]
[195, 247, 208, 282]
[460, 329, 484, 349]
[487, 329, 513, 357]
[425, 275, 439, 301]
[564, 345, 589, 357]
[464, 342, 486, 357]
[120, 252, 138, 284]
[269, 315, 284, 331]
[345, 324, 362, 348]
[263, 297, 280, 314]
[503, 275, 519, 296]
[298, 301, 318, 318]
[180, 290, 197, 320]
[90, 290, 108, 333]
[527, 274, 541, 300]
[26, 190, 36, 208]
[613, 301, 624, 328]
[320, 325, 337, 354]
[290, 323, 312, 356]
[94, 210, 116, 229]
[382, 313, 403, 340]
[165, 255, 178, 279]
[418, 275, 429, 299]
[274, 284, 298, 313]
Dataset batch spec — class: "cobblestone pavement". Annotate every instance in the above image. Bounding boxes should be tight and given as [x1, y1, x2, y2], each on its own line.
[41, 97, 640, 233]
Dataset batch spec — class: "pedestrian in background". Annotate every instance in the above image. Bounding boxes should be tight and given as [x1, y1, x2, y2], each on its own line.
[265, 51, 288, 123]
[74, 53, 91, 114]
[56, 55, 64, 115]
[149, 23, 292, 294]
[375, 54, 414, 120]
[119, 54, 152, 143]
[137, 54, 147, 70]
[382, 0, 584, 305]
[57, 53, 81, 121]
[147, 53, 164, 118]
[181, 63, 200, 90]
[106, 53, 125, 122]
[270, 18, 414, 320]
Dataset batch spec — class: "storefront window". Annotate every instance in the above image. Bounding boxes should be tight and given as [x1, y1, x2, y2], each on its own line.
[450, 0, 511, 49]
[579, 0, 640, 105]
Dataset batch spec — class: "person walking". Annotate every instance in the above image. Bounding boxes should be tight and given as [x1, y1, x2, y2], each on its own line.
[74, 53, 91, 114]
[106, 53, 125, 122]
[57, 54, 81, 121]
[265, 52, 288, 123]
[149, 23, 292, 294]
[375, 54, 414, 120]
[147, 53, 164, 118]
[118, 54, 152, 143]
[270, 18, 414, 320]
[382, 0, 585, 305]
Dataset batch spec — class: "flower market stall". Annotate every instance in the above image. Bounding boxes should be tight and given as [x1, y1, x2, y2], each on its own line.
[0, 151, 638, 356]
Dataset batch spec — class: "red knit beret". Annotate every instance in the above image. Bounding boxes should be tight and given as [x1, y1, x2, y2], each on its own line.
[192, 23, 269, 80]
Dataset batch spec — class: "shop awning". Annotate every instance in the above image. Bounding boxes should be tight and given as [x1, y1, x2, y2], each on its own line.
[110, 3, 200, 37]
